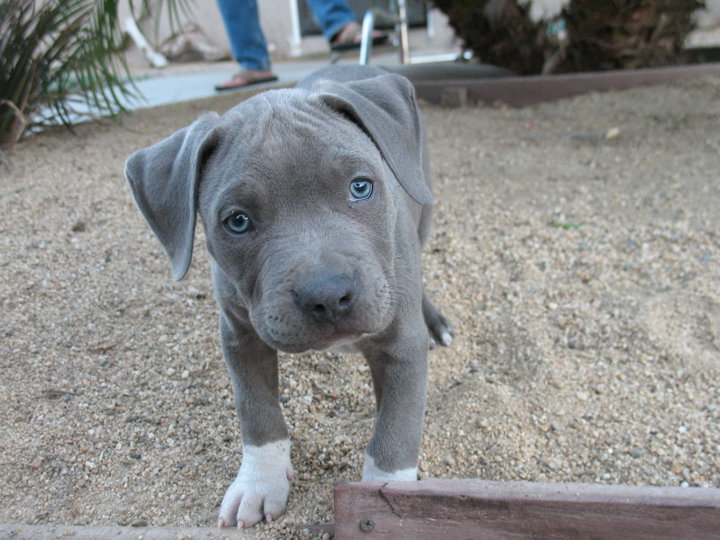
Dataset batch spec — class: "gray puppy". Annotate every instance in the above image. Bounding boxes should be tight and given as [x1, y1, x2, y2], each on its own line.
[125, 65, 452, 528]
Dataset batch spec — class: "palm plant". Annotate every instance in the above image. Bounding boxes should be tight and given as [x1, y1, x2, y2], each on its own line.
[432, 0, 705, 75]
[0, 0, 188, 150]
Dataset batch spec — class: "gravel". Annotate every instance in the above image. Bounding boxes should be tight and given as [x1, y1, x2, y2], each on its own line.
[1, 75, 718, 537]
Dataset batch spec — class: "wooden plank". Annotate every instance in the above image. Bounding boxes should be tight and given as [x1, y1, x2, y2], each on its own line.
[411, 62, 720, 107]
[0, 522, 333, 539]
[334, 478, 720, 539]
[0, 524, 253, 539]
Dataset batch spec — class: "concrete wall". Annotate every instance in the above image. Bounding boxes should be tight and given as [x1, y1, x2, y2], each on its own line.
[120, 0, 459, 65]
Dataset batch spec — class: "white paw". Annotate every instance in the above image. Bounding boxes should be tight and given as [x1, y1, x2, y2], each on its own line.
[362, 453, 417, 482]
[429, 329, 453, 349]
[218, 439, 295, 528]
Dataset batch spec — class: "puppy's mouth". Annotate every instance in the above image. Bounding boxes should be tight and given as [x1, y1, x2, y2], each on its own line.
[267, 327, 369, 354]
[257, 281, 393, 353]
[304, 327, 368, 350]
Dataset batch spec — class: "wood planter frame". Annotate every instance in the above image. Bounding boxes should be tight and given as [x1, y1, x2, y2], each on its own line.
[401, 62, 720, 107]
[334, 478, 720, 539]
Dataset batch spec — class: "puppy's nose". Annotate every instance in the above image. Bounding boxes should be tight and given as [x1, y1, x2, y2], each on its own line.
[293, 274, 358, 324]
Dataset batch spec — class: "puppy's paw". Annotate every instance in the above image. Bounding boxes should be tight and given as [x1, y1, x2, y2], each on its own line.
[362, 453, 417, 482]
[426, 310, 454, 348]
[422, 294, 454, 348]
[218, 439, 294, 528]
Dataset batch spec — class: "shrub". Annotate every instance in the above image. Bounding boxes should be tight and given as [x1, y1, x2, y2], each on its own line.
[431, 0, 705, 75]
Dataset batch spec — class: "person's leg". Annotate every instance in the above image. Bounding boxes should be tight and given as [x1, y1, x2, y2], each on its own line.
[216, 0, 272, 71]
[305, 0, 357, 42]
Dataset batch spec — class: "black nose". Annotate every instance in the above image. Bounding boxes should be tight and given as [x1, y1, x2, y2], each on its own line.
[293, 273, 358, 324]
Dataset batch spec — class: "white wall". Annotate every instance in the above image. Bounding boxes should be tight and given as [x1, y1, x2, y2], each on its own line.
[120, 0, 459, 63]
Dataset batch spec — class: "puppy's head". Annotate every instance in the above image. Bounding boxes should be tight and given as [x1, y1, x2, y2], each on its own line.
[126, 74, 431, 352]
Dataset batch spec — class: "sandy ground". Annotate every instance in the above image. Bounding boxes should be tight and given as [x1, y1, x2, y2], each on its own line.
[1, 75, 719, 537]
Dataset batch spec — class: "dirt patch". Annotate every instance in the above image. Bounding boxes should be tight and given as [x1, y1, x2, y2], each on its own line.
[1, 75, 718, 537]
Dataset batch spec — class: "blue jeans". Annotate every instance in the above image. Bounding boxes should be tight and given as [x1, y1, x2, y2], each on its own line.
[305, 0, 357, 41]
[217, 0, 356, 71]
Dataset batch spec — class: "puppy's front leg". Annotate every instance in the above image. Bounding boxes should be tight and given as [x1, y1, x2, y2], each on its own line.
[216, 309, 294, 528]
[361, 326, 429, 482]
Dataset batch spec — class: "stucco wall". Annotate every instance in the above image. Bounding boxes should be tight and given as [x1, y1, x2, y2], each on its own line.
[120, 0, 459, 63]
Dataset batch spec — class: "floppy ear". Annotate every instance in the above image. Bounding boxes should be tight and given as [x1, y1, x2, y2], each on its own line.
[125, 112, 219, 281]
[313, 74, 434, 205]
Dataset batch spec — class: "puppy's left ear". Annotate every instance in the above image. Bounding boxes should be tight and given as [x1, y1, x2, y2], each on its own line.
[315, 74, 434, 205]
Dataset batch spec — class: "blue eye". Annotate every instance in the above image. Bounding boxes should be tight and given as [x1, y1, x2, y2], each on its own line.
[349, 179, 373, 200]
[224, 211, 252, 235]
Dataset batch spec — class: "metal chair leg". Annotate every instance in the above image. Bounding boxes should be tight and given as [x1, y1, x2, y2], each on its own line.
[359, 10, 375, 65]
[397, 0, 410, 64]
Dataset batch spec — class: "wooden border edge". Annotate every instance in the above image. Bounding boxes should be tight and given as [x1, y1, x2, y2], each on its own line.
[411, 62, 720, 107]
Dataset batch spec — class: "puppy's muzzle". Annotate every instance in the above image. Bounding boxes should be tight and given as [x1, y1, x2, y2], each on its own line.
[292, 272, 358, 325]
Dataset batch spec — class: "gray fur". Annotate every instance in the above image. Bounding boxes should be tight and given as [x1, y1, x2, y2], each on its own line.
[125, 65, 453, 526]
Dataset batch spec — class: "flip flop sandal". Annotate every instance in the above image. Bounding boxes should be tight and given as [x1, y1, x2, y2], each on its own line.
[330, 24, 388, 52]
[215, 71, 278, 92]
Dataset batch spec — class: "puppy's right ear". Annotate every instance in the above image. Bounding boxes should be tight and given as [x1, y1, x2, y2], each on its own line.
[125, 112, 219, 281]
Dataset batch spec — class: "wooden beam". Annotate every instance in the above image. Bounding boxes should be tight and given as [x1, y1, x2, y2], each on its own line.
[334, 479, 720, 539]
[410, 63, 720, 107]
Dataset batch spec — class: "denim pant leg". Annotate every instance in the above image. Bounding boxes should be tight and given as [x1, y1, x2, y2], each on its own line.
[216, 0, 272, 71]
[305, 0, 357, 41]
